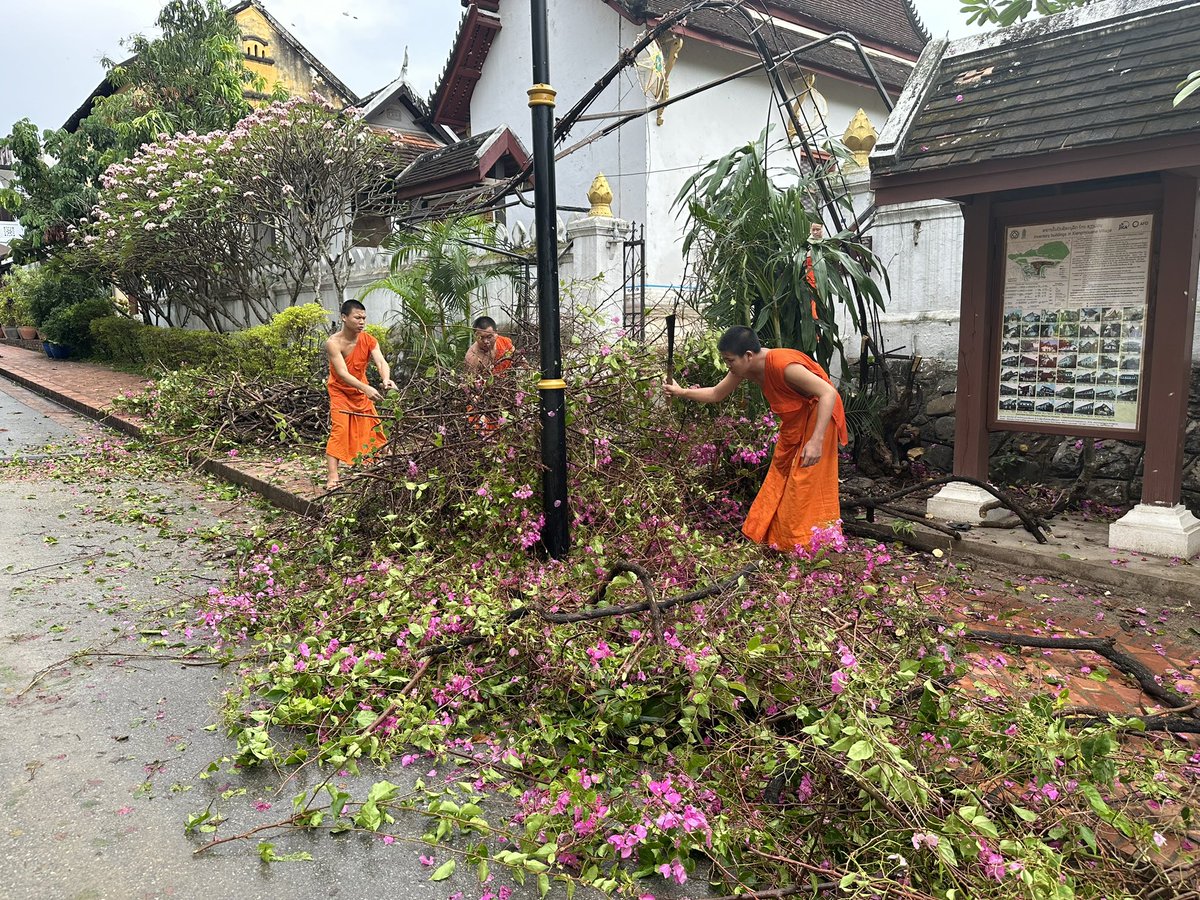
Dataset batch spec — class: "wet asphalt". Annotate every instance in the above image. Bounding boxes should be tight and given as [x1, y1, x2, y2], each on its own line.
[0, 380, 524, 900]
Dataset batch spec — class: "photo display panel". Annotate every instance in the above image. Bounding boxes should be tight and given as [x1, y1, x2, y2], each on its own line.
[996, 215, 1152, 432]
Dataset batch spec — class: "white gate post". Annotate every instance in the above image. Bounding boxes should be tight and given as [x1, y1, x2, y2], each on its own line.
[564, 173, 631, 332]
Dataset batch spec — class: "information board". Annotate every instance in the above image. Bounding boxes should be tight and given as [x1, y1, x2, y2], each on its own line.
[996, 215, 1153, 431]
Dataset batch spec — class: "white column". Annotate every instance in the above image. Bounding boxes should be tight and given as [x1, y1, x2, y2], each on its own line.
[564, 213, 630, 332]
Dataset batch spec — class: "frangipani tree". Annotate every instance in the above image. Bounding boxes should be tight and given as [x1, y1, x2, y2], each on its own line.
[73, 98, 402, 331]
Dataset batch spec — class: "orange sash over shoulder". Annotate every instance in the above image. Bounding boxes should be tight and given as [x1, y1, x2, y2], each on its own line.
[326, 332, 386, 464]
[742, 349, 846, 552]
[493, 335, 514, 373]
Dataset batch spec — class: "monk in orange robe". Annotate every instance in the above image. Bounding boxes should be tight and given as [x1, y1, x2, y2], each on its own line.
[664, 326, 847, 552]
[464, 315, 515, 432]
[324, 299, 395, 490]
[464, 315, 514, 376]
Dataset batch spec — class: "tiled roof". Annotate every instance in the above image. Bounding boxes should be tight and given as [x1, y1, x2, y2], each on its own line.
[395, 126, 529, 199]
[627, 0, 927, 57]
[872, 0, 1200, 180]
[374, 128, 446, 174]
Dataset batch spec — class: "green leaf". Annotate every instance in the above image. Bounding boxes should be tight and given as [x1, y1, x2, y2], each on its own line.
[431, 859, 457, 881]
[847, 740, 874, 761]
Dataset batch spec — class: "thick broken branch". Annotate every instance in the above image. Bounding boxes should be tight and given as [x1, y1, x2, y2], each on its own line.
[842, 476, 1049, 543]
[953, 627, 1194, 713]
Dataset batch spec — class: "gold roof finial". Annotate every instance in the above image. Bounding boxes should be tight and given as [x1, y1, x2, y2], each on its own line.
[843, 108, 878, 168]
[587, 172, 613, 217]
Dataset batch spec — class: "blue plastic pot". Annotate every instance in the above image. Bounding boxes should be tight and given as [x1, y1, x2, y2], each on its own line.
[43, 340, 72, 359]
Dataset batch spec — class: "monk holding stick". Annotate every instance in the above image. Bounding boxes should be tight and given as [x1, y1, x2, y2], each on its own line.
[663, 326, 847, 552]
[324, 299, 395, 489]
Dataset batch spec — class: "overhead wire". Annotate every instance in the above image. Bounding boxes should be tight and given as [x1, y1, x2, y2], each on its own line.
[391, 0, 898, 367]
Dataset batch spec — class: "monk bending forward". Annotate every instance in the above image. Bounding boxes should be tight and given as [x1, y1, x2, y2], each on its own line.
[325, 299, 396, 489]
[663, 326, 847, 553]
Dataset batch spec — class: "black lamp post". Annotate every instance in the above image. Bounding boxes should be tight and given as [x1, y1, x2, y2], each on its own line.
[528, 0, 570, 558]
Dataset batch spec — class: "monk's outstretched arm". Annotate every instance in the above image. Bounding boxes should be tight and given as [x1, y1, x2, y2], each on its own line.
[663, 371, 741, 404]
[370, 343, 396, 391]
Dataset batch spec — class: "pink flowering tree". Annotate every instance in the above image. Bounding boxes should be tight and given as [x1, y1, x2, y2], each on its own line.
[73, 98, 403, 331]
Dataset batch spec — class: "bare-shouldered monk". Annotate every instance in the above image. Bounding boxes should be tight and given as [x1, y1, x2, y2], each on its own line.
[464, 316, 514, 376]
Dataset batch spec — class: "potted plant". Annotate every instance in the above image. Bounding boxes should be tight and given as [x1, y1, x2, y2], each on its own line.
[2, 266, 37, 340]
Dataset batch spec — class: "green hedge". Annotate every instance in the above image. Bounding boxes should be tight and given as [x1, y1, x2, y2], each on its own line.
[90, 316, 231, 370]
[88, 303, 371, 381]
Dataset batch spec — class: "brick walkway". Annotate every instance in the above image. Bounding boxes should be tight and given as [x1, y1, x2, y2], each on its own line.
[0, 343, 322, 512]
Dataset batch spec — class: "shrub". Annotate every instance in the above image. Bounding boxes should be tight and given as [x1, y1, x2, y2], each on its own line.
[89, 316, 148, 364]
[0, 266, 39, 325]
[230, 302, 330, 382]
[24, 262, 110, 329]
[40, 297, 119, 353]
[90, 316, 231, 369]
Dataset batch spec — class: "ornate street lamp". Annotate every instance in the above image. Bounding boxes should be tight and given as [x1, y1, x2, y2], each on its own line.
[528, 0, 570, 558]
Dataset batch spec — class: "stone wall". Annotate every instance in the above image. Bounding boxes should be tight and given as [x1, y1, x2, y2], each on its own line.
[911, 362, 1200, 514]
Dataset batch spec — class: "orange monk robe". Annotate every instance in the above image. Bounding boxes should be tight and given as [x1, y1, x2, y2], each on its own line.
[742, 349, 848, 552]
[325, 332, 387, 464]
[492, 334, 515, 374]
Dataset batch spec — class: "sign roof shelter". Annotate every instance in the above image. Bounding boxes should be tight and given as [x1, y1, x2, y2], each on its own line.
[869, 0, 1200, 558]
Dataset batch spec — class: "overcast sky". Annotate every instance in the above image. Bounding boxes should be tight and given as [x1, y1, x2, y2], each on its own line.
[0, 0, 982, 138]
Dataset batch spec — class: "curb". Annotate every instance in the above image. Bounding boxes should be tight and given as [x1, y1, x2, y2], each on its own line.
[850, 519, 1200, 605]
[0, 363, 145, 440]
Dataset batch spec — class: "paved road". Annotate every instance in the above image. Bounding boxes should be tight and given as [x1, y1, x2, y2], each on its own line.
[0, 377, 104, 458]
[0, 379, 525, 900]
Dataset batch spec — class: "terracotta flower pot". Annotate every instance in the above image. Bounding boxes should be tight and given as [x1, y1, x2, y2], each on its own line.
[17, 326, 38, 340]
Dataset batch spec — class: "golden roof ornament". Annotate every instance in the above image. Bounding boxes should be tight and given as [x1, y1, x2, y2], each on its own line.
[843, 108, 878, 168]
[587, 172, 614, 217]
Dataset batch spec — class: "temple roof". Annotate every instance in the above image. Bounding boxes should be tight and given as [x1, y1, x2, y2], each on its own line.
[395, 126, 529, 201]
[430, 0, 927, 135]
[871, 0, 1200, 198]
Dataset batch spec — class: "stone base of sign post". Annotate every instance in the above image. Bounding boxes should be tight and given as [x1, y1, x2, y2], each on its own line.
[926, 482, 1016, 524]
[1108, 504, 1200, 559]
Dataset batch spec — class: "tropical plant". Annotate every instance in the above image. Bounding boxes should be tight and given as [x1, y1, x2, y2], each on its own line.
[674, 129, 888, 375]
[89, 0, 266, 156]
[364, 217, 521, 370]
[1, 118, 116, 263]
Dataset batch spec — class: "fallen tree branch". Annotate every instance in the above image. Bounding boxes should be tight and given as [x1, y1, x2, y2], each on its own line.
[951, 626, 1194, 713]
[842, 476, 1049, 543]
[418, 563, 760, 659]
